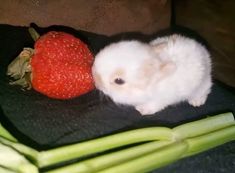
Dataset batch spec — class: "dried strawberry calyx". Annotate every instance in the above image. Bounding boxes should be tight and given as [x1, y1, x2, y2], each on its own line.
[7, 48, 34, 90]
[6, 27, 39, 90]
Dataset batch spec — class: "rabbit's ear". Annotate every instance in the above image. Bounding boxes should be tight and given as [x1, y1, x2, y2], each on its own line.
[136, 58, 160, 89]
[152, 60, 176, 85]
[139, 57, 176, 88]
[159, 61, 176, 77]
[152, 42, 167, 53]
[140, 58, 161, 79]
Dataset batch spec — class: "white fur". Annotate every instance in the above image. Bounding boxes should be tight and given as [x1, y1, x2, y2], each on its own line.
[92, 34, 212, 115]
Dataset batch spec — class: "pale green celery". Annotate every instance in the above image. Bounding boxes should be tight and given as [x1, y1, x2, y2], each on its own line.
[0, 143, 38, 173]
[38, 127, 173, 168]
[97, 141, 188, 173]
[45, 141, 172, 173]
[97, 124, 235, 173]
[184, 125, 235, 157]
[0, 137, 39, 163]
[0, 167, 17, 173]
[173, 112, 235, 140]
[39, 112, 235, 168]
[0, 123, 17, 142]
[1, 112, 234, 173]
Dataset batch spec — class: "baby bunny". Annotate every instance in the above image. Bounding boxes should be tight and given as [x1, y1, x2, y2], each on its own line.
[92, 34, 212, 115]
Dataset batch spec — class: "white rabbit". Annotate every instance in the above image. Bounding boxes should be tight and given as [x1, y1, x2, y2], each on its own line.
[92, 34, 212, 115]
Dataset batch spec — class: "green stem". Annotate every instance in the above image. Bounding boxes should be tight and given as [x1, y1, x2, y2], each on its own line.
[173, 112, 235, 140]
[1, 112, 234, 173]
[38, 127, 173, 168]
[28, 27, 40, 42]
[97, 141, 188, 173]
[45, 141, 172, 173]
[95, 120, 235, 173]
[0, 123, 17, 142]
[184, 125, 235, 157]
[39, 112, 235, 168]
[0, 143, 38, 173]
[0, 167, 18, 173]
[0, 137, 39, 164]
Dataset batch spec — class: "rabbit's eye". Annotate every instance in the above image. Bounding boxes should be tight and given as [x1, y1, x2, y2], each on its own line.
[114, 78, 125, 85]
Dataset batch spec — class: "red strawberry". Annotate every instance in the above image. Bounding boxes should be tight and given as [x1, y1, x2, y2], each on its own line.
[7, 28, 95, 99]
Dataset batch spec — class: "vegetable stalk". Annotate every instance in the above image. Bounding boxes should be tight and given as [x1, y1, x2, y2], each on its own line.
[39, 112, 235, 173]
[97, 141, 188, 173]
[0, 112, 234, 173]
[0, 137, 39, 163]
[173, 112, 235, 139]
[184, 125, 235, 157]
[38, 127, 173, 167]
[96, 125, 235, 173]
[0, 123, 17, 142]
[45, 141, 172, 173]
[38, 112, 234, 168]
[0, 143, 38, 173]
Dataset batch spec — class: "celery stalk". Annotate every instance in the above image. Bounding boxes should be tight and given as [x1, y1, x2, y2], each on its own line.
[0, 167, 18, 173]
[39, 112, 235, 168]
[94, 114, 235, 173]
[98, 126, 235, 173]
[0, 143, 38, 173]
[45, 141, 172, 173]
[0, 137, 39, 163]
[0, 123, 17, 142]
[97, 141, 188, 173]
[0, 112, 234, 173]
[184, 125, 235, 157]
[173, 112, 235, 140]
[38, 127, 173, 167]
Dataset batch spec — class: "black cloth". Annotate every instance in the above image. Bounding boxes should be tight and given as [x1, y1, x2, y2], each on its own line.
[0, 24, 234, 173]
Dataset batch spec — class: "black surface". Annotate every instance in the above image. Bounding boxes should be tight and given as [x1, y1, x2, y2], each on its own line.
[0, 24, 234, 172]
